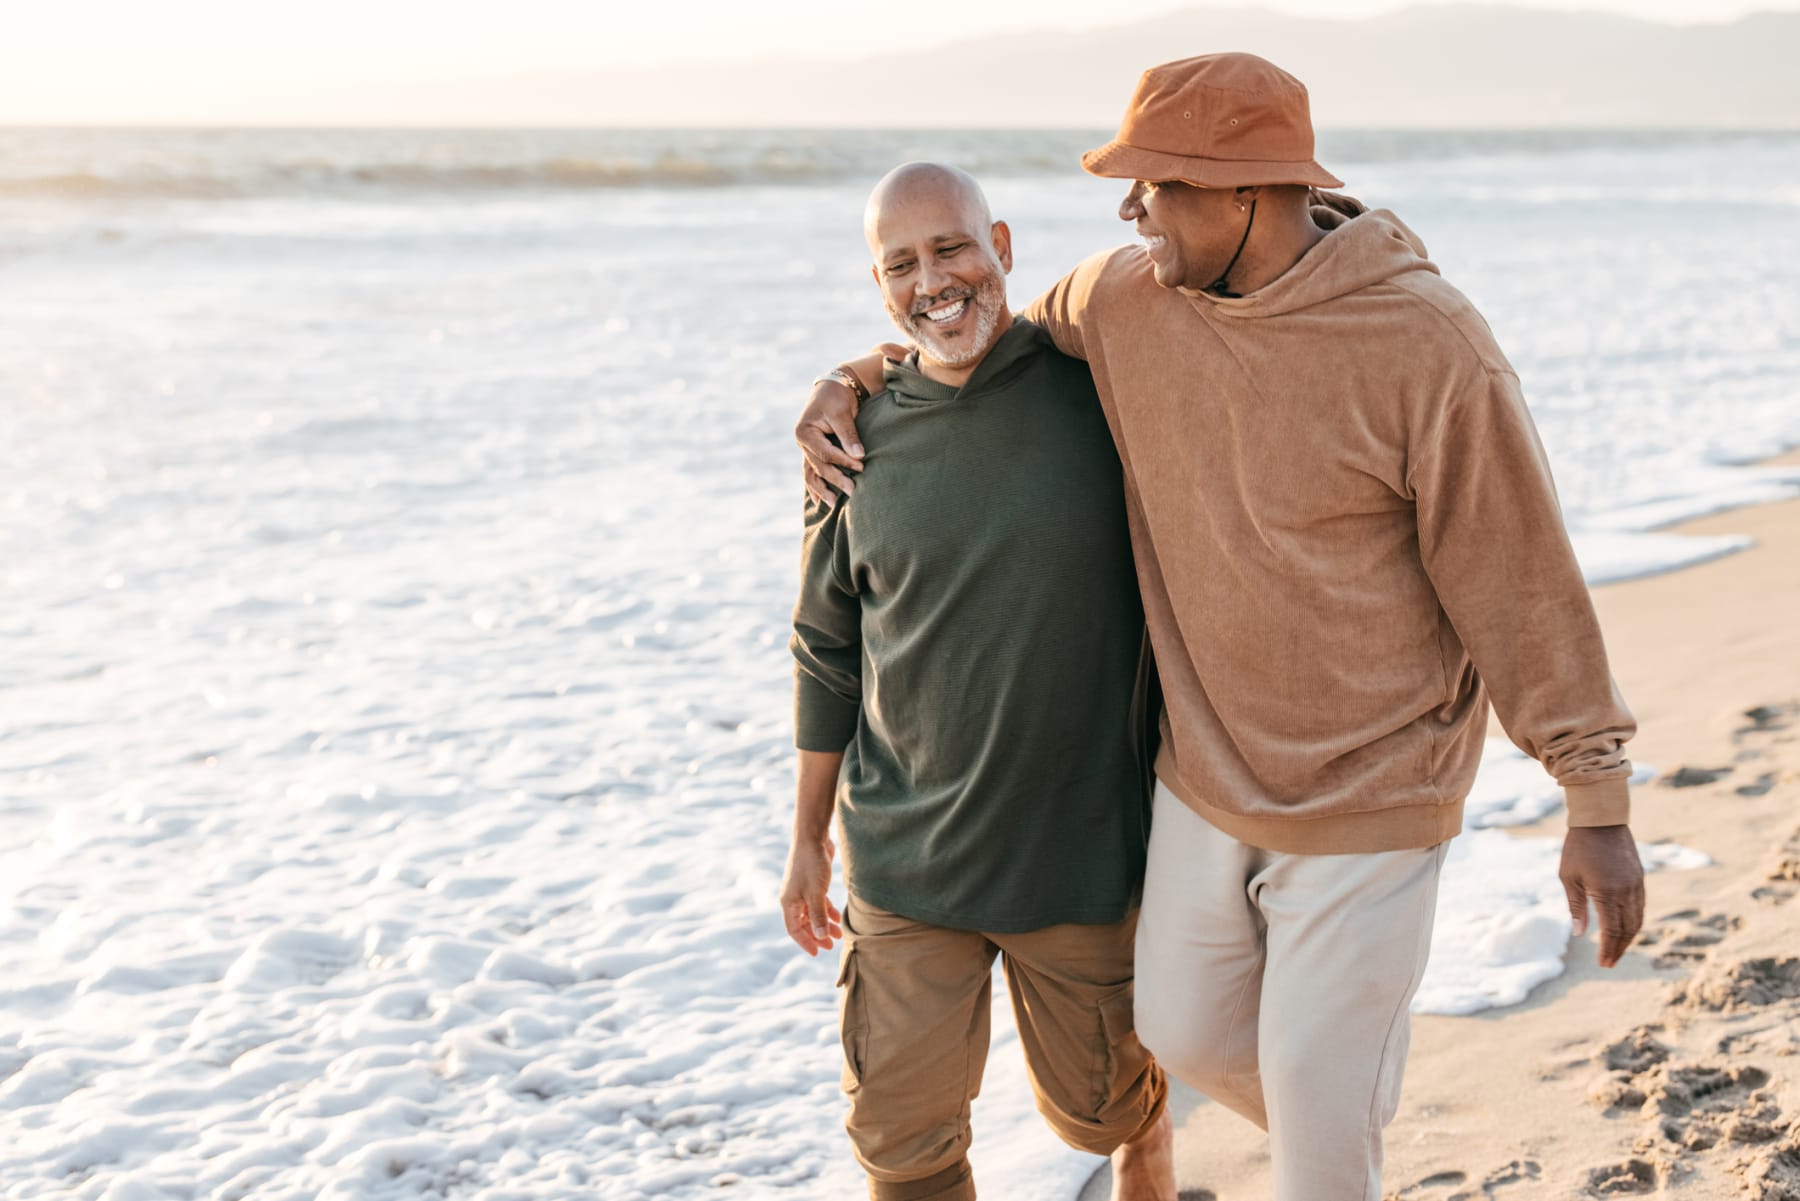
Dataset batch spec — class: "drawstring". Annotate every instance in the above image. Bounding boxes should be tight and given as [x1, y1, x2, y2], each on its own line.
[1205, 197, 1258, 298]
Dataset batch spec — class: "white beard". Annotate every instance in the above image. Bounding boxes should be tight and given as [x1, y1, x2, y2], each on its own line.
[891, 270, 1007, 369]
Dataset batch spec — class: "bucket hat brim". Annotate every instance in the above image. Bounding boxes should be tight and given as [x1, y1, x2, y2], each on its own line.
[1081, 140, 1344, 190]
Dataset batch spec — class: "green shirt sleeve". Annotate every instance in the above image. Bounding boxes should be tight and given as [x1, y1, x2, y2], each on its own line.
[791, 494, 862, 751]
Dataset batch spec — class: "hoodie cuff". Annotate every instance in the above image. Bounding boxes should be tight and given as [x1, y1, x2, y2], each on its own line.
[1563, 777, 1631, 828]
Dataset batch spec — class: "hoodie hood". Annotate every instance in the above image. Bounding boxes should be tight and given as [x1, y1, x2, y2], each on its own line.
[882, 317, 1052, 405]
[1189, 206, 1440, 319]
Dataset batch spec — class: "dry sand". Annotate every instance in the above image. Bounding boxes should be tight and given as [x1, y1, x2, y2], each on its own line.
[1083, 451, 1800, 1201]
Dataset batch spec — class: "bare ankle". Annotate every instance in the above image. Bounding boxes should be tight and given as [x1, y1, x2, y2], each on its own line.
[1110, 1110, 1175, 1201]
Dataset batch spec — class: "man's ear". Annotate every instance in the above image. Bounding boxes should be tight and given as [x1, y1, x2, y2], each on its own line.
[869, 264, 881, 286]
[991, 220, 1014, 274]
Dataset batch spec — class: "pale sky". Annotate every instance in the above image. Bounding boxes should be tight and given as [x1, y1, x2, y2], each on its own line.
[4, 0, 1792, 124]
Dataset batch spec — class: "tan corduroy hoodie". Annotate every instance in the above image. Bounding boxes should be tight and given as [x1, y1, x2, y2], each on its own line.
[1023, 204, 1636, 854]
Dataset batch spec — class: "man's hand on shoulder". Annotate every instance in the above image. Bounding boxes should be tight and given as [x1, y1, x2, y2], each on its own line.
[779, 835, 843, 957]
[798, 378, 865, 507]
[796, 349, 903, 507]
[1560, 824, 1646, 968]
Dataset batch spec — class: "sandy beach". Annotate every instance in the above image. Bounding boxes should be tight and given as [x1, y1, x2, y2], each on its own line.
[1082, 451, 1800, 1201]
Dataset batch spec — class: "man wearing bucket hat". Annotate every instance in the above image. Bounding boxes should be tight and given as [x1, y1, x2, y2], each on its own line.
[796, 52, 1646, 1201]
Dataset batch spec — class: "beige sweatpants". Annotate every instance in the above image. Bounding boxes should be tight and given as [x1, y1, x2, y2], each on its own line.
[1135, 782, 1448, 1201]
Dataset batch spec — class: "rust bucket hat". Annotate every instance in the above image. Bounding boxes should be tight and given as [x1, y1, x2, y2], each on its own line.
[1082, 52, 1343, 189]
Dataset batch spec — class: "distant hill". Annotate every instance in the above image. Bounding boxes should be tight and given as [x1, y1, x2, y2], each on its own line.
[377, 4, 1800, 128]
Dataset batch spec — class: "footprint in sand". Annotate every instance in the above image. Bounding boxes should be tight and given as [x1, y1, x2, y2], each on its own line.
[1636, 910, 1742, 969]
[1642, 1063, 1782, 1151]
[1737, 703, 1796, 737]
[1585, 1158, 1658, 1196]
[1753, 828, 1800, 906]
[1479, 1160, 1542, 1194]
[1388, 1169, 1468, 1199]
[1597, 1026, 1671, 1079]
[1737, 771, 1781, 797]
[1659, 765, 1735, 788]
[1590, 1028, 1671, 1115]
[1672, 957, 1800, 1012]
[1732, 704, 1797, 804]
[1588, 1010, 1789, 1188]
[1735, 1138, 1800, 1201]
[1388, 1161, 1541, 1200]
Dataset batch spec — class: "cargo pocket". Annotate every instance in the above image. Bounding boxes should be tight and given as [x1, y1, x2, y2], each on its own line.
[1093, 982, 1139, 1114]
[836, 943, 868, 1094]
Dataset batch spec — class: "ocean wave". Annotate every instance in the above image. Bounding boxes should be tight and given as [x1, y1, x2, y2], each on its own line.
[0, 129, 1085, 200]
[0, 170, 247, 200]
[0, 128, 1793, 202]
[0, 157, 824, 199]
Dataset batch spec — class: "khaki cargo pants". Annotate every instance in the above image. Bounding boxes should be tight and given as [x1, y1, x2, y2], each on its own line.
[836, 894, 1167, 1201]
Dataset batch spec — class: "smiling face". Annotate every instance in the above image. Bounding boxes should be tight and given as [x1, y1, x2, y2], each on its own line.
[1120, 178, 1254, 291]
[865, 164, 1013, 378]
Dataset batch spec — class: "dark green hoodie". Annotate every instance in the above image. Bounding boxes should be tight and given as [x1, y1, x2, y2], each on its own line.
[790, 318, 1148, 932]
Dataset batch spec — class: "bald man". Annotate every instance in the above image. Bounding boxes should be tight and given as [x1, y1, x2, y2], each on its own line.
[778, 163, 1175, 1201]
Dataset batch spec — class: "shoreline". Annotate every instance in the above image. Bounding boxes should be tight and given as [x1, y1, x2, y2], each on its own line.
[1089, 449, 1800, 1200]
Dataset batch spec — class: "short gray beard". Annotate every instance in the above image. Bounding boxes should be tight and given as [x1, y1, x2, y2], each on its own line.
[888, 270, 1006, 369]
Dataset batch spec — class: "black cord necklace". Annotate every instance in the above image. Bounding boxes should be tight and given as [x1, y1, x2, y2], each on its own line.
[1205, 198, 1258, 298]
